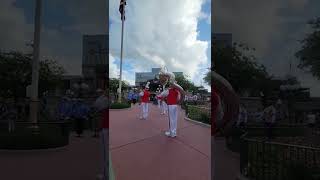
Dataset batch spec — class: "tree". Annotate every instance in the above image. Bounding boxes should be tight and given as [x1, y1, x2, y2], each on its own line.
[203, 70, 211, 86]
[0, 51, 65, 99]
[213, 42, 272, 96]
[175, 74, 198, 92]
[295, 17, 320, 79]
[109, 78, 129, 98]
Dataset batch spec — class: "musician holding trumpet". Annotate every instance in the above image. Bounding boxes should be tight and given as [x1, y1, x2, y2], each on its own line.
[157, 67, 185, 138]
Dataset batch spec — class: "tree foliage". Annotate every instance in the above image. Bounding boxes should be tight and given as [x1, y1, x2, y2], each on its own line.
[175, 74, 199, 93]
[109, 78, 129, 94]
[0, 51, 65, 98]
[295, 17, 320, 79]
[203, 70, 211, 86]
[212, 42, 272, 96]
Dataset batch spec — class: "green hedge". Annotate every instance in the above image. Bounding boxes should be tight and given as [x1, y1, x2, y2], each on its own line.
[0, 121, 71, 150]
[110, 103, 131, 109]
[187, 105, 211, 124]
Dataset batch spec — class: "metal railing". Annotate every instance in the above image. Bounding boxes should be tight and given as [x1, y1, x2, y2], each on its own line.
[240, 136, 320, 180]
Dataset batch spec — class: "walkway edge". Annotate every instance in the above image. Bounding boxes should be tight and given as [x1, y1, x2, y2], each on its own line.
[184, 117, 211, 128]
[109, 107, 132, 111]
[0, 146, 68, 153]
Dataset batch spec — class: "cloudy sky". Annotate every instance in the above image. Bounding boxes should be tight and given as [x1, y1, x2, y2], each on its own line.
[0, 0, 107, 75]
[109, 0, 211, 90]
[213, 0, 320, 97]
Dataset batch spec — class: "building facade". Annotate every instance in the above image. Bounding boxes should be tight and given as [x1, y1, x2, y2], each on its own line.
[82, 34, 108, 91]
[135, 68, 183, 86]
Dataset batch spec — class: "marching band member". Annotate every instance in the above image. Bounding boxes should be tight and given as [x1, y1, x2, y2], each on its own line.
[139, 82, 151, 120]
[156, 88, 161, 109]
[158, 68, 185, 137]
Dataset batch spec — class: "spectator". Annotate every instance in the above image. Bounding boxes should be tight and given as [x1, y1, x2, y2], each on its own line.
[127, 90, 133, 105]
[307, 111, 316, 127]
[57, 96, 73, 121]
[132, 91, 138, 105]
[92, 89, 108, 137]
[236, 104, 247, 128]
[262, 101, 276, 140]
[72, 99, 90, 137]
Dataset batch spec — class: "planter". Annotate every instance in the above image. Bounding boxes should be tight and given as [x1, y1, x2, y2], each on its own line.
[0, 121, 71, 150]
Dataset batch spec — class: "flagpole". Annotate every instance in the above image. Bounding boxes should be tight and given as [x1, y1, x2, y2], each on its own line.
[29, 0, 42, 130]
[118, 1, 125, 103]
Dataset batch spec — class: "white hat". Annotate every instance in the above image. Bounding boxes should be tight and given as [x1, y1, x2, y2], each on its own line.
[145, 82, 150, 89]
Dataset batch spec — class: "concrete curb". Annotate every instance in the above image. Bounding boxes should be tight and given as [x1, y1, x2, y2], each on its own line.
[109, 107, 132, 111]
[0, 145, 68, 153]
[184, 117, 211, 128]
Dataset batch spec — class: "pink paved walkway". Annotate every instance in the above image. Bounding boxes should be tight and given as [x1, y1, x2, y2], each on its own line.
[0, 132, 104, 180]
[109, 104, 210, 180]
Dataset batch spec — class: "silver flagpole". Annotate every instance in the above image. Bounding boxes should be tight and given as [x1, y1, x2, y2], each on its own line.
[29, 0, 42, 130]
[118, 1, 126, 103]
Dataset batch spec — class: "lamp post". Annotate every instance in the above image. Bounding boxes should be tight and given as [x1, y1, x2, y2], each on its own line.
[29, 0, 42, 130]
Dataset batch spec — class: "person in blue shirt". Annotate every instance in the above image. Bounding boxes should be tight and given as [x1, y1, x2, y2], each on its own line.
[72, 98, 90, 137]
[57, 96, 73, 121]
[127, 90, 133, 105]
[132, 91, 139, 105]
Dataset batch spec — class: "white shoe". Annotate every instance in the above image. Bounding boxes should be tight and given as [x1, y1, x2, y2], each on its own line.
[170, 132, 177, 138]
[139, 116, 143, 120]
[165, 131, 171, 136]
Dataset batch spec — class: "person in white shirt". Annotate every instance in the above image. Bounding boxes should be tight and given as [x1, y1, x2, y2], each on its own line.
[307, 111, 316, 127]
[263, 101, 276, 140]
[236, 104, 247, 128]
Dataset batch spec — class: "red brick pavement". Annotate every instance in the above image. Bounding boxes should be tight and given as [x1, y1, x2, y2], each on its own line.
[0, 132, 104, 180]
[109, 103, 210, 180]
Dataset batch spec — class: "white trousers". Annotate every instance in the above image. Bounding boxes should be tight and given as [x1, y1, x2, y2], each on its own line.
[141, 102, 149, 119]
[161, 102, 167, 114]
[157, 99, 161, 108]
[168, 105, 178, 134]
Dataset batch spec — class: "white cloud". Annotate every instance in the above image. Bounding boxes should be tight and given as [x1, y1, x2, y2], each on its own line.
[109, 53, 119, 78]
[207, 13, 211, 25]
[109, 0, 209, 86]
[109, 53, 136, 85]
[0, 0, 33, 52]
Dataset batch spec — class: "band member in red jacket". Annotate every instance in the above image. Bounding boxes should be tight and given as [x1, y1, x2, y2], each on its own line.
[158, 69, 185, 137]
[139, 82, 151, 120]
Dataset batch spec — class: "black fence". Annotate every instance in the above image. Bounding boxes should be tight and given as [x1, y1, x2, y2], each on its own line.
[240, 135, 320, 180]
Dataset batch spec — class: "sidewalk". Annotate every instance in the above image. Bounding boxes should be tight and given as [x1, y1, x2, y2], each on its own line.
[109, 104, 210, 180]
[0, 132, 104, 180]
[213, 137, 240, 180]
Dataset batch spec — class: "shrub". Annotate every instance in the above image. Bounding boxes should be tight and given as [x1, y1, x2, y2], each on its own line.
[110, 103, 131, 109]
[187, 105, 211, 125]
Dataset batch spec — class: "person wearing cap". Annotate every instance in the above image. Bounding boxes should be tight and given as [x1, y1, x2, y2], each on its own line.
[157, 70, 185, 138]
[139, 82, 151, 120]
